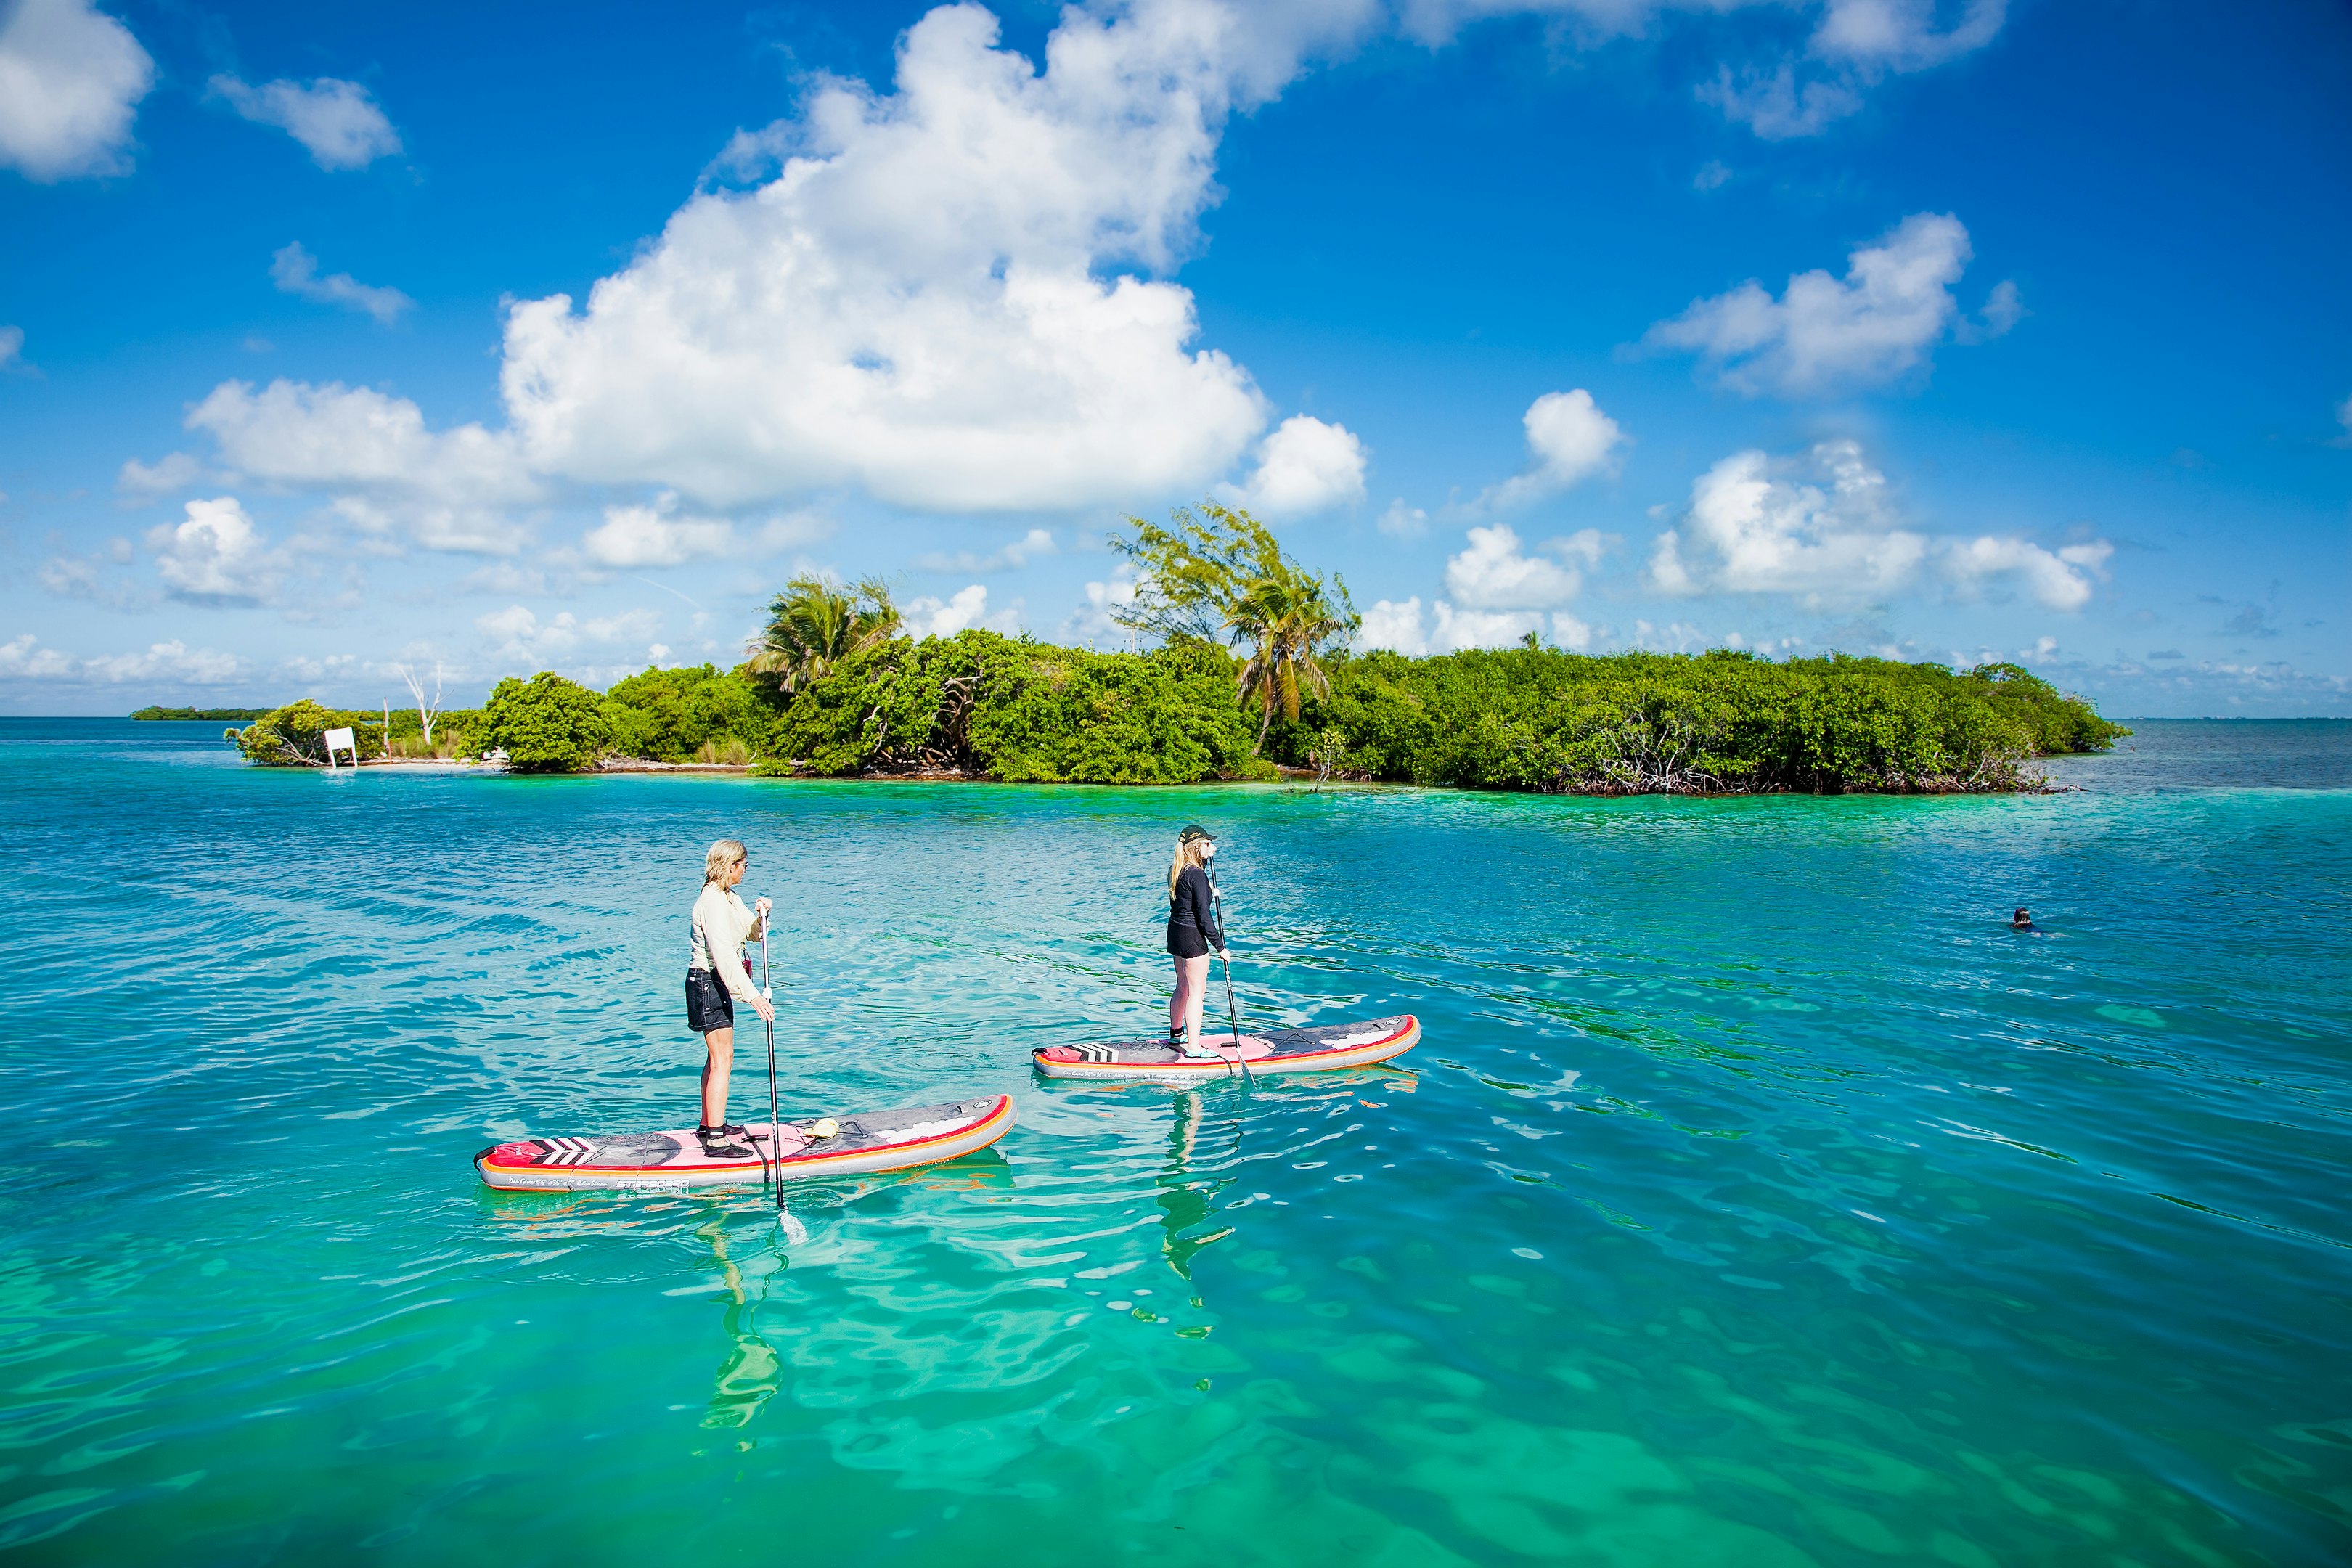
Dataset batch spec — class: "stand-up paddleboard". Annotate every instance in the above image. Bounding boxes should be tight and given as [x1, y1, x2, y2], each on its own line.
[1032, 1014, 1418, 1082]
[474, 1095, 1016, 1191]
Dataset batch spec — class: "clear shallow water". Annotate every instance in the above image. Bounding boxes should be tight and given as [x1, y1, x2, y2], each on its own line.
[2, 719, 2348, 1566]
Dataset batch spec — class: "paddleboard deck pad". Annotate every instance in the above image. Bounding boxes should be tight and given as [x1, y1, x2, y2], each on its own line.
[473, 1094, 1016, 1191]
[1033, 1014, 1418, 1082]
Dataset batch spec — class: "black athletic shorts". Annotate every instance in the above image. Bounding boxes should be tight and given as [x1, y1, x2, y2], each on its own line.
[1167, 920, 1211, 960]
[685, 968, 735, 1034]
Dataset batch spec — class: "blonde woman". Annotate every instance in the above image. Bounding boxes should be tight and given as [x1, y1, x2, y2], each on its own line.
[1165, 824, 1229, 1057]
[687, 838, 774, 1157]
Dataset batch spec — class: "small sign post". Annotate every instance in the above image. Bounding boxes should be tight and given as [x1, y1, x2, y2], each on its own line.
[323, 726, 358, 772]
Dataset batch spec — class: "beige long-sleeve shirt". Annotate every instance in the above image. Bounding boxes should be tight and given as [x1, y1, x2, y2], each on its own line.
[690, 883, 767, 1003]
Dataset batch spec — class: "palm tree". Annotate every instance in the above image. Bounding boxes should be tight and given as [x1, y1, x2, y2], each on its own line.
[1230, 565, 1355, 755]
[745, 573, 901, 693]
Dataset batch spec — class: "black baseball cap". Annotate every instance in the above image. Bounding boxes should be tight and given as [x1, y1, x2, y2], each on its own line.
[1177, 823, 1214, 844]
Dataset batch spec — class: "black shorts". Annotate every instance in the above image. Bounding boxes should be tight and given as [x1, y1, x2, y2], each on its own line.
[1167, 921, 1211, 960]
[685, 969, 735, 1034]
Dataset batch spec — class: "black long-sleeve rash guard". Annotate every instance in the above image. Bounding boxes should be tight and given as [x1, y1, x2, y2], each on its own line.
[1169, 864, 1225, 951]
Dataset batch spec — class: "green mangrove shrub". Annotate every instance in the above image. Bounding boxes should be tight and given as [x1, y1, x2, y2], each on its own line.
[228, 700, 387, 765]
[478, 672, 611, 773]
[1263, 647, 2122, 793]
[601, 664, 766, 764]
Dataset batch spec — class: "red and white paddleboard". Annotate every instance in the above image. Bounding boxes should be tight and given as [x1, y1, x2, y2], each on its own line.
[1032, 1014, 1419, 1083]
[473, 1095, 1016, 1191]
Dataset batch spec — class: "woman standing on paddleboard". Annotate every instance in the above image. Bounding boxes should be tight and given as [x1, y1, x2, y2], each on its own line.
[1166, 825, 1228, 1058]
[688, 838, 773, 1158]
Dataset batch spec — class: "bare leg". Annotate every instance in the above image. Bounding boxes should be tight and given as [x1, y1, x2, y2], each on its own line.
[701, 1027, 735, 1127]
[1169, 957, 1191, 1036]
[1178, 955, 1211, 1048]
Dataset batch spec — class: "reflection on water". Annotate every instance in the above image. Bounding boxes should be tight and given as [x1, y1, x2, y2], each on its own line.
[0, 718, 2347, 1564]
[1156, 1092, 1239, 1292]
[698, 1216, 780, 1432]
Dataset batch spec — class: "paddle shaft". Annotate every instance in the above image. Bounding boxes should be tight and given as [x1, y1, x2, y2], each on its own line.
[1208, 867, 1253, 1087]
[761, 917, 780, 1204]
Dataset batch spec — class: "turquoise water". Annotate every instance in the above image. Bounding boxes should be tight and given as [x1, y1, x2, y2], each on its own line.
[2, 719, 2348, 1564]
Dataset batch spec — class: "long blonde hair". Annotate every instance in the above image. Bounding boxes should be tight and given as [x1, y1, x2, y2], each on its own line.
[704, 838, 747, 885]
[1167, 836, 1209, 901]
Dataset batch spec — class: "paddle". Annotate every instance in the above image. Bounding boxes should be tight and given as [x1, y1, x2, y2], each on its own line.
[1207, 865, 1254, 1089]
[760, 912, 782, 1209]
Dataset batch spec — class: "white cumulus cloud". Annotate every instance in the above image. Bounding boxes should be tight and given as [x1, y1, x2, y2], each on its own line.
[270, 242, 413, 326]
[1943, 536, 2111, 613]
[581, 493, 738, 568]
[495, 2, 1273, 510]
[1641, 212, 1980, 396]
[0, 324, 23, 371]
[905, 582, 1021, 638]
[1649, 441, 1925, 603]
[1444, 523, 1589, 611]
[210, 74, 401, 170]
[1477, 388, 1625, 509]
[1357, 596, 1430, 656]
[0, 0, 154, 181]
[187, 379, 536, 554]
[0, 632, 76, 678]
[1363, 519, 1604, 656]
[1226, 414, 1368, 515]
[169, 1, 2015, 528]
[1650, 439, 2110, 612]
[1357, 595, 1586, 656]
[147, 496, 284, 604]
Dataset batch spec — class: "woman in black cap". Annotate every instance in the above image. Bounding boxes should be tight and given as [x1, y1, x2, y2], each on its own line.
[1166, 824, 1226, 1056]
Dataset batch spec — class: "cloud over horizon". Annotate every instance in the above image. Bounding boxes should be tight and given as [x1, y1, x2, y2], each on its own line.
[1649, 439, 2110, 612]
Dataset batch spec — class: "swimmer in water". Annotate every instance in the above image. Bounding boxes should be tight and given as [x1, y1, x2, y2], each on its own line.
[2011, 907, 2037, 931]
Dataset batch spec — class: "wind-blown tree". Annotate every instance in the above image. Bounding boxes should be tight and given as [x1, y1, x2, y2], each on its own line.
[1111, 502, 1357, 754]
[229, 699, 385, 765]
[746, 573, 901, 694]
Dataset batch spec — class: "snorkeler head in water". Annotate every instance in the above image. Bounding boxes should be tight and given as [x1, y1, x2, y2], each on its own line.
[2012, 907, 2035, 930]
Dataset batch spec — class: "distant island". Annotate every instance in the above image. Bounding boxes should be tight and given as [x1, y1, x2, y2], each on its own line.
[133, 705, 272, 721]
[213, 507, 2128, 795]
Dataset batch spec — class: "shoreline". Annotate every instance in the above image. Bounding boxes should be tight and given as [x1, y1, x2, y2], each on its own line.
[310, 755, 2076, 794]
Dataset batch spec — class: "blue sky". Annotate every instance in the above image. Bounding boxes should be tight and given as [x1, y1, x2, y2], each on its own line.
[1, 0, 2345, 715]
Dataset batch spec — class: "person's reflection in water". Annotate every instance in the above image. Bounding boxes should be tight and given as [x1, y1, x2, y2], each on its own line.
[1156, 1092, 1237, 1301]
[698, 1212, 781, 1429]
